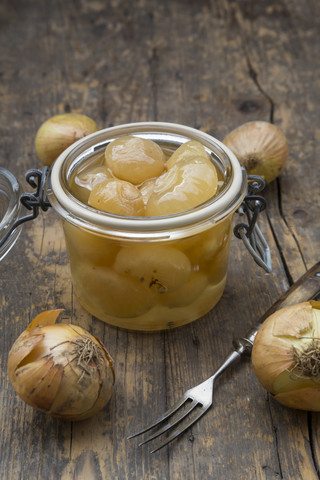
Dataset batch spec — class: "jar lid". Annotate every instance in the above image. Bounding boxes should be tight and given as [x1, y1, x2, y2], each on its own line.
[0, 167, 23, 261]
[48, 122, 247, 240]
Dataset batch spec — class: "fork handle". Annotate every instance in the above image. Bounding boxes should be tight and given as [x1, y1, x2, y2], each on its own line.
[232, 262, 320, 357]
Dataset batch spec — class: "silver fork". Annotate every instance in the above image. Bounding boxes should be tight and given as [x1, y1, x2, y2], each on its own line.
[128, 327, 258, 453]
[128, 263, 320, 453]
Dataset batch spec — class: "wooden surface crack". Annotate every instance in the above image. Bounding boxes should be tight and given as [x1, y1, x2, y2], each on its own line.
[245, 56, 275, 124]
[275, 178, 308, 272]
[308, 413, 320, 480]
[267, 395, 284, 480]
[266, 211, 294, 287]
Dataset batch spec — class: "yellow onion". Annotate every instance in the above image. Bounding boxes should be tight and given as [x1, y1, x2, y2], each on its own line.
[252, 301, 320, 411]
[8, 310, 115, 420]
[35, 113, 98, 166]
[223, 121, 288, 183]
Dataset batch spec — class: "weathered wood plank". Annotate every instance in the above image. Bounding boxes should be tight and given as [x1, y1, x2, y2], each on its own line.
[0, 0, 319, 479]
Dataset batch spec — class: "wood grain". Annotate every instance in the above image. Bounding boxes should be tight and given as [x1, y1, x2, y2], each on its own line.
[0, 0, 319, 479]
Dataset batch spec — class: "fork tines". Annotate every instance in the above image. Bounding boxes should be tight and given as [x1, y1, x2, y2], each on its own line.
[128, 395, 210, 453]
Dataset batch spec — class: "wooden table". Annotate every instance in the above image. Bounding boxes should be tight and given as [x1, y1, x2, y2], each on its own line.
[1, 1, 319, 479]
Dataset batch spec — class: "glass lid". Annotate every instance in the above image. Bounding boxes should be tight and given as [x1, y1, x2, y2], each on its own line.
[0, 167, 23, 261]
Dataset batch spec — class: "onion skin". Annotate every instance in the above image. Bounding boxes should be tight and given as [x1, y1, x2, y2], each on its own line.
[223, 121, 288, 183]
[252, 301, 320, 411]
[274, 388, 320, 411]
[35, 113, 98, 166]
[8, 310, 115, 420]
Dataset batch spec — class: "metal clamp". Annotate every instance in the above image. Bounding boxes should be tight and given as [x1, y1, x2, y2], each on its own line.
[234, 175, 272, 273]
[0, 167, 51, 250]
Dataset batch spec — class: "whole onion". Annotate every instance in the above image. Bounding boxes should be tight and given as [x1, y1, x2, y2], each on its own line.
[252, 301, 320, 411]
[35, 113, 98, 166]
[8, 310, 115, 420]
[223, 121, 288, 183]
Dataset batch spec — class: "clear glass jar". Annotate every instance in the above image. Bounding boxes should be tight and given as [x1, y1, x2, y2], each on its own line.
[47, 122, 247, 331]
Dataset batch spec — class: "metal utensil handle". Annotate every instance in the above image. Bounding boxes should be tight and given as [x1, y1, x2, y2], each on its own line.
[233, 261, 320, 355]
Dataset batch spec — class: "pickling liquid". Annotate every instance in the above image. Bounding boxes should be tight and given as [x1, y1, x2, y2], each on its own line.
[64, 139, 232, 330]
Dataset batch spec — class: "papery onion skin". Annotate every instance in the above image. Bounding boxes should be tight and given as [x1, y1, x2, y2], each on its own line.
[8, 310, 115, 420]
[223, 121, 288, 183]
[252, 301, 320, 411]
[35, 113, 99, 166]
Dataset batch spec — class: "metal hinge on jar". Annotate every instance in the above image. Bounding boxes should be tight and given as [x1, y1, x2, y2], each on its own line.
[0, 168, 51, 254]
[234, 175, 272, 273]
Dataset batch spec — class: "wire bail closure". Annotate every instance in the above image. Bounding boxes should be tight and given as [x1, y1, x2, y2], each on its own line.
[234, 175, 272, 273]
[0, 168, 51, 250]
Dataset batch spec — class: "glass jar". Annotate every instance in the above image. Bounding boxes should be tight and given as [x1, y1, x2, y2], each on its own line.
[0, 122, 270, 331]
[47, 122, 247, 331]
[0, 167, 23, 262]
